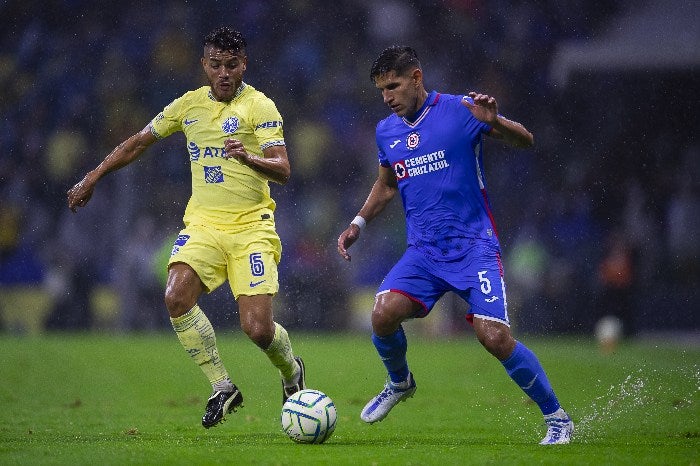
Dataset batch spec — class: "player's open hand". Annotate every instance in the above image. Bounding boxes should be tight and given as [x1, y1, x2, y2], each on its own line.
[461, 92, 498, 125]
[67, 175, 96, 213]
[337, 225, 361, 262]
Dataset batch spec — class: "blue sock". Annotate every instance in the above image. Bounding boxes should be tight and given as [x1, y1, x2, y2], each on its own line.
[501, 341, 560, 415]
[372, 326, 410, 384]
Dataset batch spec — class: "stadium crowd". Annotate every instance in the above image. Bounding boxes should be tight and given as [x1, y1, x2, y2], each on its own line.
[1, 0, 698, 335]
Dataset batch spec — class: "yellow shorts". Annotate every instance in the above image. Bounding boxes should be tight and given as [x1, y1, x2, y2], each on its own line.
[167, 220, 281, 299]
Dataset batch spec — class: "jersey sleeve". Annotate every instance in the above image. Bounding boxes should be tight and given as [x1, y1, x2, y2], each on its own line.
[250, 96, 285, 151]
[377, 148, 390, 167]
[149, 95, 186, 139]
[376, 121, 391, 167]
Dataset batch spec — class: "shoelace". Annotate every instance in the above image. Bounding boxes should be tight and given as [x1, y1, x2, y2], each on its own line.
[375, 384, 395, 402]
[376, 380, 410, 401]
[545, 419, 569, 438]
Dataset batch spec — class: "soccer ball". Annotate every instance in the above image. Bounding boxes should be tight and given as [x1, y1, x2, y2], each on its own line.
[594, 315, 623, 354]
[281, 389, 337, 444]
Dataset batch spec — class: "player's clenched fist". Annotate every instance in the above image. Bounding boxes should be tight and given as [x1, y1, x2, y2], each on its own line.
[67, 175, 96, 212]
[223, 138, 249, 162]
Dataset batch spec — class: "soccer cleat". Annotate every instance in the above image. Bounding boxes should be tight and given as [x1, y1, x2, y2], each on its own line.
[540, 409, 574, 445]
[360, 372, 417, 424]
[201, 387, 243, 429]
[282, 356, 306, 405]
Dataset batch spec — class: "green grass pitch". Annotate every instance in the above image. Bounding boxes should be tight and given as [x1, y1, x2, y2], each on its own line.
[0, 332, 697, 465]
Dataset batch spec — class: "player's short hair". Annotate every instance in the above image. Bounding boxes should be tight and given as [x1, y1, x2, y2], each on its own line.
[204, 27, 247, 54]
[370, 45, 421, 83]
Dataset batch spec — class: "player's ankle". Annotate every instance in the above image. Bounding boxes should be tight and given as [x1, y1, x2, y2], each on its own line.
[213, 378, 234, 393]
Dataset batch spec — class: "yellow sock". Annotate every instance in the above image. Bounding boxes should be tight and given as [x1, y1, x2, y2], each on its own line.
[263, 322, 298, 384]
[170, 304, 230, 387]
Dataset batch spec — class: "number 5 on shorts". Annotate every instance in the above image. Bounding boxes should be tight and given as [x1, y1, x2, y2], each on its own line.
[478, 270, 492, 294]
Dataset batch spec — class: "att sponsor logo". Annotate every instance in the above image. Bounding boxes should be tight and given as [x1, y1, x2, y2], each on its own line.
[188, 143, 226, 161]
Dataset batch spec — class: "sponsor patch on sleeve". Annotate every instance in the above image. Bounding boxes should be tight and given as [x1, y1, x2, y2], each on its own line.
[171, 234, 190, 256]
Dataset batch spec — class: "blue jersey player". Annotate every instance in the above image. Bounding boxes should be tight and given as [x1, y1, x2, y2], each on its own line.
[337, 46, 573, 445]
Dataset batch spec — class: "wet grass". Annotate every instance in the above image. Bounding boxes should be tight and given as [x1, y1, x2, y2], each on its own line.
[0, 332, 697, 465]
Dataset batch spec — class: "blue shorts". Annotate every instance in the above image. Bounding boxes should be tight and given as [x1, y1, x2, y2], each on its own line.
[377, 242, 509, 326]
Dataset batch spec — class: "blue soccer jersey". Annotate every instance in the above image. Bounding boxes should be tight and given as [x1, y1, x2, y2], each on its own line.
[376, 91, 497, 261]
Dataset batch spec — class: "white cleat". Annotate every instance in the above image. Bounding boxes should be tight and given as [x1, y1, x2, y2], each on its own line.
[361, 373, 417, 424]
[540, 408, 574, 445]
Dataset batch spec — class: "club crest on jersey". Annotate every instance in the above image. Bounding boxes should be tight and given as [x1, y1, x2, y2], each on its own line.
[406, 131, 420, 150]
[222, 116, 239, 134]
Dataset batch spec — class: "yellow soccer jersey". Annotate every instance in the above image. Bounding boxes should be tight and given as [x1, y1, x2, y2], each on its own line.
[149, 83, 285, 229]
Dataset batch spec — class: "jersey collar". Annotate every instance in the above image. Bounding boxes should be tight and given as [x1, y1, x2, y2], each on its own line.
[207, 82, 247, 102]
[402, 90, 440, 126]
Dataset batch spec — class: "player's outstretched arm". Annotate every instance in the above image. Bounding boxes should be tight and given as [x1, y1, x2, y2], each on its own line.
[67, 125, 157, 212]
[462, 92, 533, 148]
[337, 165, 397, 261]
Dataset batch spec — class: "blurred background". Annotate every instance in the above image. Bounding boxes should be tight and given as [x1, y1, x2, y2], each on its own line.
[0, 0, 698, 340]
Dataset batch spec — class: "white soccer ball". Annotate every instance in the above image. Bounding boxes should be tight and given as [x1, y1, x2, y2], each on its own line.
[594, 315, 623, 353]
[281, 389, 337, 444]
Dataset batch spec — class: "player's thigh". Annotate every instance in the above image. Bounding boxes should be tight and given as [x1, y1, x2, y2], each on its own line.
[226, 222, 282, 299]
[167, 226, 228, 293]
[376, 248, 446, 320]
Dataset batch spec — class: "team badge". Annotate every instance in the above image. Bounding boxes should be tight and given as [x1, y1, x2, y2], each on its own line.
[393, 161, 408, 180]
[222, 116, 239, 134]
[204, 166, 224, 183]
[406, 132, 420, 150]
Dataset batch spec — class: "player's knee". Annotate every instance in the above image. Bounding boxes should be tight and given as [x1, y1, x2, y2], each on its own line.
[371, 304, 405, 336]
[476, 324, 515, 359]
[164, 264, 203, 318]
[241, 319, 274, 349]
[164, 288, 192, 318]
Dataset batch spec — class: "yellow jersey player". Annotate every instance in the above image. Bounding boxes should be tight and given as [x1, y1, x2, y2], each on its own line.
[67, 27, 306, 429]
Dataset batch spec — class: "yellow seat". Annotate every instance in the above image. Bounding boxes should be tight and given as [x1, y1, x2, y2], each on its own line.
[0, 286, 54, 335]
